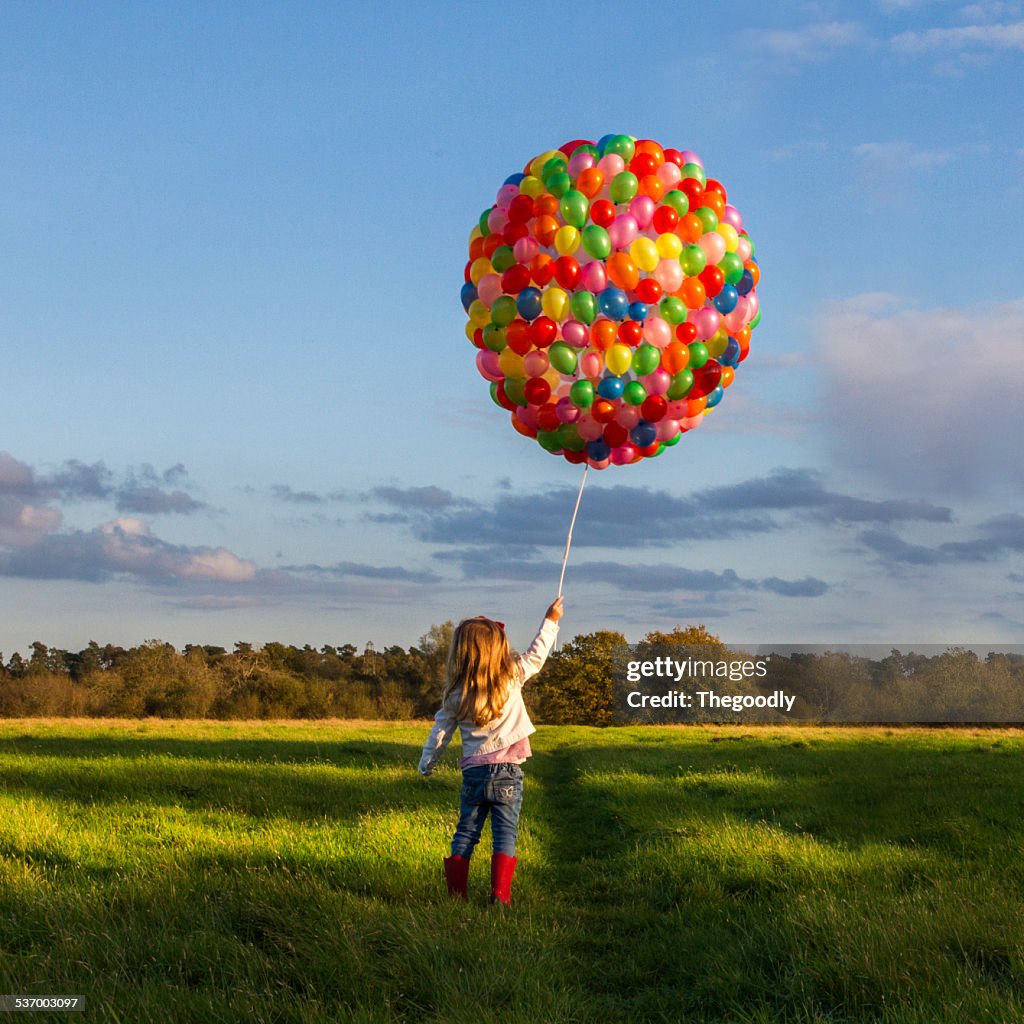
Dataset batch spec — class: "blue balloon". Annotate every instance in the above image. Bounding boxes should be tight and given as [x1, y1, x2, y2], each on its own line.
[737, 270, 754, 296]
[598, 287, 629, 321]
[713, 285, 739, 315]
[504, 172, 526, 186]
[705, 385, 724, 408]
[586, 439, 611, 461]
[516, 287, 543, 321]
[597, 134, 616, 155]
[597, 375, 625, 400]
[628, 301, 649, 322]
[720, 338, 741, 367]
[630, 421, 657, 448]
[461, 282, 478, 313]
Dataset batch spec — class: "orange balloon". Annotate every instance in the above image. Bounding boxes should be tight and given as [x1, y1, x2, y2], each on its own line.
[720, 366, 735, 388]
[606, 252, 640, 291]
[678, 277, 706, 309]
[533, 193, 559, 217]
[661, 340, 690, 374]
[736, 325, 751, 346]
[677, 213, 704, 243]
[745, 260, 760, 286]
[685, 395, 708, 416]
[511, 413, 537, 438]
[638, 174, 664, 201]
[633, 140, 665, 168]
[483, 233, 504, 258]
[530, 252, 554, 286]
[698, 191, 725, 219]
[533, 214, 559, 247]
[469, 236, 486, 260]
[576, 167, 605, 199]
[590, 319, 617, 351]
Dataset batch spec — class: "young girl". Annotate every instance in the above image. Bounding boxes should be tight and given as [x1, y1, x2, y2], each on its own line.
[418, 596, 564, 906]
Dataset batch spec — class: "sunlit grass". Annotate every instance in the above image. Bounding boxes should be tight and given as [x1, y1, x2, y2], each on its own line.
[2, 720, 1024, 1022]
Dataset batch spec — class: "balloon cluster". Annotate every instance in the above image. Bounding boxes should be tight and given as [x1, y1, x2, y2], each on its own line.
[462, 136, 761, 469]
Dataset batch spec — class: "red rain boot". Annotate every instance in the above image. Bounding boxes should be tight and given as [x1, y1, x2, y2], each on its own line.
[490, 853, 517, 906]
[443, 855, 469, 900]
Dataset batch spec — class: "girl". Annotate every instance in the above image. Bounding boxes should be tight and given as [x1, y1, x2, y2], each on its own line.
[418, 596, 564, 906]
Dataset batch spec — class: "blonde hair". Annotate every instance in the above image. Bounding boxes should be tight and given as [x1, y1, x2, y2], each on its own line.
[441, 617, 517, 726]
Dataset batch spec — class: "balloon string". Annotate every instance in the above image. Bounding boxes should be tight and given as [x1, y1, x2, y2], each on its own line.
[557, 465, 589, 598]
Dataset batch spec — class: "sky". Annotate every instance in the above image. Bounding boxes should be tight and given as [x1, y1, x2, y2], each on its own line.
[3, 0, 1024, 656]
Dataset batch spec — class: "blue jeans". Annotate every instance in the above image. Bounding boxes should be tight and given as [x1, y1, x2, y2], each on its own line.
[450, 763, 524, 859]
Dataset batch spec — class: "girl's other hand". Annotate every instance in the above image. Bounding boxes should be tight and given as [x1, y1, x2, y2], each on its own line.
[545, 596, 564, 623]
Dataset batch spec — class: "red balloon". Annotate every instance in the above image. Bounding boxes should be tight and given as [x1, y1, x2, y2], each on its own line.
[679, 178, 703, 204]
[560, 139, 594, 157]
[641, 395, 667, 422]
[501, 265, 532, 294]
[495, 380, 517, 411]
[592, 398, 617, 423]
[604, 422, 628, 447]
[651, 206, 679, 234]
[524, 377, 551, 405]
[505, 320, 532, 355]
[471, 328, 485, 350]
[635, 278, 663, 304]
[508, 194, 534, 224]
[617, 321, 643, 347]
[589, 199, 615, 227]
[675, 321, 698, 344]
[563, 448, 588, 464]
[690, 362, 723, 398]
[503, 222, 528, 245]
[704, 177, 727, 202]
[537, 402, 560, 431]
[699, 266, 725, 298]
[663, 148, 683, 166]
[630, 153, 658, 178]
[527, 316, 557, 347]
[553, 256, 580, 290]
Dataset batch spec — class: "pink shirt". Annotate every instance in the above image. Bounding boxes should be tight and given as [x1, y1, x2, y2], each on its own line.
[460, 736, 532, 768]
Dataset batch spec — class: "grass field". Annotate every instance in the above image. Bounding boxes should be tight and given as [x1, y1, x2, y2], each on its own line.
[2, 719, 1024, 1023]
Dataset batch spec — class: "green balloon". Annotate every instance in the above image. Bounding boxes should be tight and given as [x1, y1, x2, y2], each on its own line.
[541, 156, 568, 183]
[680, 244, 706, 277]
[750, 309, 762, 330]
[560, 190, 589, 229]
[491, 245, 516, 273]
[662, 189, 689, 217]
[719, 252, 744, 286]
[483, 324, 506, 353]
[610, 171, 638, 204]
[632, 343, 661, 376]
[555, 423, 585, 452]
[581, 225, 611, 260]
[623, 380, 647, 406]
[490, 295, 517, 328]
[694, 207, 718, 234]
[570, 290, 598, 324]
[663, 432, 682, 447]
[546, 171, 572, 198]
[549, 341, 578, 375]
[667, 369, 694, 400]
[604, 134, 636, 162]
[478, 208, 492, 236]
[536, 430, 562, 453]
[504, 377, 526, 406]
[489, 382, 501, 407]
[681, 162, 706, 187]
[570, 379, 595, 408]
[572, 143, 600, 160]
[687, 342, 709, 369]
[658, 296, 686, 326]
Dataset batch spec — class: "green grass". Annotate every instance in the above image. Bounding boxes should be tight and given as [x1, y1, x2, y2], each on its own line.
[2, 720, 1024, 1022]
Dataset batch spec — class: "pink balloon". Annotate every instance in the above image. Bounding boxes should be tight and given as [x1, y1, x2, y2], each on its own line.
[653, 258, 683, 295]
[487, 207, 508, 234]
[608, 214, 638, 249]
[555, 380, 573, 399]
[690, 307, 721, 340]
[629, 196, 655, 230]
[736, 237, 752, 262]
[496, 183, 520, 210]
[562, 320, 588, 347]
[567, 151, 595, 177]
[579, 351, 602, 378]
[518, 404, 539, 429]
[679, 150, 702, 167]
[721, 204, 743, 232]
[680, 413, 704, 430]
[611, 443, 637, 466]
[723, 308, 746, 334]
[514, 236, 539, 264]
[580, 260, 607, 293]
[477, 274, 502, 307]
[656, 418, 681, 441]
[698, 231, 726, 266]
[747, 292, 759, 320]
[644, 370, 671, 395]
[642, 315, 672, 348]
[577, 414, 603, 441]
[597, 154, 625, 177]
[616, 404, 641, 429]
[587, 457, 611, 470]
[476, 350, 502, 382]
[523, 350, 549, 376]
[657, 162, 682, 189]
[556, 397, 580, 423]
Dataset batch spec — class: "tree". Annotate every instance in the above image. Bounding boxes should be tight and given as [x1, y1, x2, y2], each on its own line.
[529, 630, 627, 725]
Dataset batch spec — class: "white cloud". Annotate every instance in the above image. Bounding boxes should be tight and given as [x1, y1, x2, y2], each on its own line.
[892, 19, 1024, 49]
[818, 294, 1024, 493]
[853, 141, 958, 175]
[746, 21, 865, 64]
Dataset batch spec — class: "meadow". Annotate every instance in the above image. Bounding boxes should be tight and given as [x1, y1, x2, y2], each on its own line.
[1, 719, 1023, 1023]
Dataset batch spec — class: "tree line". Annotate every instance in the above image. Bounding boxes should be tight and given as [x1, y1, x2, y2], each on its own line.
[2, 626, 1022, 723]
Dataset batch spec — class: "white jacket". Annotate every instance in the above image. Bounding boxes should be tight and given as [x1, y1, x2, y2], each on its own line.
[418, 617, 559, 775]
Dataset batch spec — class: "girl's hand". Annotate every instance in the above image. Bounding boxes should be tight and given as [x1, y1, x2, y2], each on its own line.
[545, 596, 564, 623]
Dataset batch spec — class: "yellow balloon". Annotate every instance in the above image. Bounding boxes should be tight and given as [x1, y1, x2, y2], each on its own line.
[469, 225, 482, 245]
[529, 150, 562, 178]
[465, 320, 477, 343]
[554, 225, 580, 256]
[499, 348, 525, 377]
[468, 299, 491, 329]
[706, 331, 729, 357]
[470, 257, 493, 285]
[718, 223, 739, 252]
[519, 175, 544, 198]
[542, 287, 569, 322]
[543, 366, 561, 390]
[606, 342, 632, 376]
[655, 232, 682, 260]
[629, 237, 659, 273]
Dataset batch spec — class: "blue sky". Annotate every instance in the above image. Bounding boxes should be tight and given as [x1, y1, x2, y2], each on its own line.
[3, 0, 1024, 655]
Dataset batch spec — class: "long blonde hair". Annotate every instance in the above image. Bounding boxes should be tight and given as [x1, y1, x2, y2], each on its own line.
[441, 617, 517, 726]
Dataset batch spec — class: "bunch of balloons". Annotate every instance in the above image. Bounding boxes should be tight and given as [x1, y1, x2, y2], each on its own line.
[462, 136, 761, 468]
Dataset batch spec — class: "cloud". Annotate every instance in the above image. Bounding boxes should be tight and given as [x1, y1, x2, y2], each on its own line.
[271, 484, 324, 505]
[858, 514, 1024, 569]
[280, 560, 441, 585]
[817, 295, 1024, 493]
[853, 141, 957, 176]
[115, 487, 206, 515]
[891, 20, 1024, 50]
[746, 21, 866, 64]
[372, 485, 463, 510]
